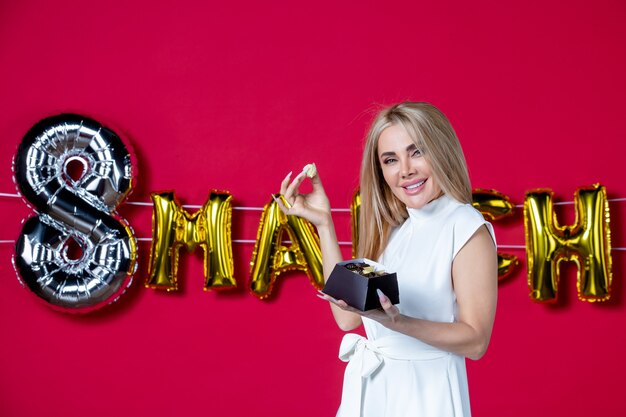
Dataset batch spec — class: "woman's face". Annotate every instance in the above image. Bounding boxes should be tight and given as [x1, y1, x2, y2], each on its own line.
[377, 124, 442, 209]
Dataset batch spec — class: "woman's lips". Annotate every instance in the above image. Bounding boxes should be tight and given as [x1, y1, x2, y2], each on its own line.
[403, 178, 426, 193]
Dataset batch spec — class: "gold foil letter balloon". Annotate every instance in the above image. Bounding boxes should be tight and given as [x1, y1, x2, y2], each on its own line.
[471, 189, 515, 222]
[249, 194, 323, 299]
[524, 184, 612, 302]
[146, 191, 236, 291]
[350, 189, 361, 259]
[471, 189, 520, 280]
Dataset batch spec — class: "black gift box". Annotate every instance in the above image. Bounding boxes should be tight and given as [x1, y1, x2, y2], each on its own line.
[322, 258, 399, 311]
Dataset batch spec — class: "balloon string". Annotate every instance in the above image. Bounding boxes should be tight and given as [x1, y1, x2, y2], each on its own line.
[512, 197, 626, 208]
[1, 192, 625, 249]
[0, 238, 354, 245]
[3, 192, 626, 209]
[0, 239, 623, 250]
[0, 192, 352, 212]
[125, 203, 351, 212]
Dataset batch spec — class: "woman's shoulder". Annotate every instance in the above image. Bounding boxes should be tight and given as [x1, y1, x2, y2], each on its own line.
[447, 201, 496, 252]
[442, 198, 485, 225]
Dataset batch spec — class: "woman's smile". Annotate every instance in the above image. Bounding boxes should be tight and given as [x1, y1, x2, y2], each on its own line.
[401, 178, 427, 194]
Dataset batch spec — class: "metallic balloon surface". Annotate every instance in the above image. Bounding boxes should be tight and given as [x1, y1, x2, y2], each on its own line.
[249, 194, 323, 299]
[12, 114, 138, 313]
[350, 189, 360, 259]
[472, 188, 515, 221]
[497, 253, 520, 281]
[524, 184, 612, 302]
[472, 188, 520, 280]
[146, 191, 236, 291]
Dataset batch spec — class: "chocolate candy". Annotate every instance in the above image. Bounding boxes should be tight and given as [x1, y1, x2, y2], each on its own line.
[343, 261, 386, 278]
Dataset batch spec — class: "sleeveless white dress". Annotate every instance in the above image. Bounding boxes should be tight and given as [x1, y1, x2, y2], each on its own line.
[336, 195, 495, 417]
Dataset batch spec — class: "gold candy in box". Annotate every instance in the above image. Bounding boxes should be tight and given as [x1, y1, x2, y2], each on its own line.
[322, 258, 399, 311]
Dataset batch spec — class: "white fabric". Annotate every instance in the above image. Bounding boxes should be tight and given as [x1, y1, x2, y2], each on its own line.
[336, 195, 495, 417]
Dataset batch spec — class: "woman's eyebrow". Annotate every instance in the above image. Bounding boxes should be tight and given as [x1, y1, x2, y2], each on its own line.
[379, 144, 418, 158]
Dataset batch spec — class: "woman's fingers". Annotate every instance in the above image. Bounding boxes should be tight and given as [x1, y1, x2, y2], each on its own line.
[376, 289, 400, 320]
[316, 291, 335, 303]
[376, 288, 390, 306]
[283, 170, 306, 206]
[318, 289, 400, 323]
[316, 291, 355, 311]
[278, 165, 328, 223]
[272, 194, 290, 213]
[309, 169, 326, 194]
[279, 171, 293, 195]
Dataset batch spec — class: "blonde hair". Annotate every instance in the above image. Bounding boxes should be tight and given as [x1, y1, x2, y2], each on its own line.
[358, 102, 472, 260]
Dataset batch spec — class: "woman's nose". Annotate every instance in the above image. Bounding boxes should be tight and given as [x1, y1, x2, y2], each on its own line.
[400, 158, 415, 178]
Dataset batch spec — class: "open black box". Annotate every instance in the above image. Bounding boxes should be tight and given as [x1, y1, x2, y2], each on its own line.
[322, 258, 399, 311]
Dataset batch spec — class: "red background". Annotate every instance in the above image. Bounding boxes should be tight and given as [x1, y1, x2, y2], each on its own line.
[1, 1, 625, 416]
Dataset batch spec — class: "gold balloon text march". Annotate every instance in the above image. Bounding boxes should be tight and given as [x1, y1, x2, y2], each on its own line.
[147, 185, 612, 304]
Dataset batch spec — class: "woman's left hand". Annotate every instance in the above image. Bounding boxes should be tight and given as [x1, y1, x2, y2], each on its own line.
[317, 289, 401, 325]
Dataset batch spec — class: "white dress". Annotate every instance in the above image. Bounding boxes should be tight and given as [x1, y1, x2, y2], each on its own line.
[336, 195, 495, 417]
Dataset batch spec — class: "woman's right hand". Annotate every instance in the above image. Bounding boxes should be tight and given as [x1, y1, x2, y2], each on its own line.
[277, 166, 332, 228]
[279, 166, 364, 331]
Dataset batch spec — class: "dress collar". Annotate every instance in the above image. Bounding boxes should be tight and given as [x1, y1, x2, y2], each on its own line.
[406, 194, 457, 221]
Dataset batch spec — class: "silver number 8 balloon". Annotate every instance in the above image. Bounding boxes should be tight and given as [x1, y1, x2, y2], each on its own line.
[12, 114, 138, 313]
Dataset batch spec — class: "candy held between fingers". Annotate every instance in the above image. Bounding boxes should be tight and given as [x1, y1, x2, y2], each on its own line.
[303, 163, 317, 178]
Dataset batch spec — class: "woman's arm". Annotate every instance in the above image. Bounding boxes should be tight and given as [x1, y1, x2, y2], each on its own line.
[278, 168, 362, 331]
[325, 225, 497, 359]
[316, 217, 363, 331]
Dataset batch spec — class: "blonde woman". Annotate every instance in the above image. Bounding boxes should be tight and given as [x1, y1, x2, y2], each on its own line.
[278, 102, 497, 417]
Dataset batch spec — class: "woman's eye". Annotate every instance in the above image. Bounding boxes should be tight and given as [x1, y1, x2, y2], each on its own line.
[411, 149, 422, 157]
[383, 158, 397, 165]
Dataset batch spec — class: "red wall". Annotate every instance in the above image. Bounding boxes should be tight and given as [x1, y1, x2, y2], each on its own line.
[1, 1, 625, 416]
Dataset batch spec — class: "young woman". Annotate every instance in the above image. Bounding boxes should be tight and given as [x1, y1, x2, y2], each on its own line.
[278, 102, 497, 416]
